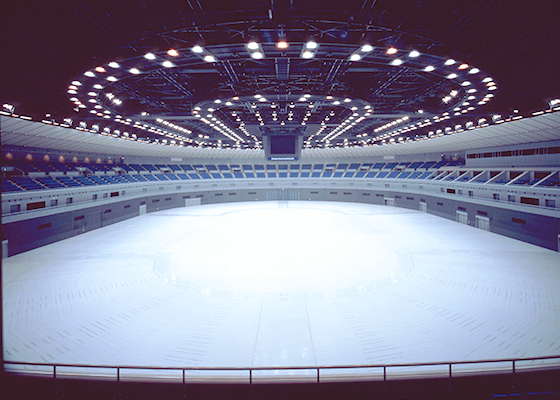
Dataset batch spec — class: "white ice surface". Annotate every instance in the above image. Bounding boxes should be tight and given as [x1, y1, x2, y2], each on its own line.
[3, 201, 560, 379]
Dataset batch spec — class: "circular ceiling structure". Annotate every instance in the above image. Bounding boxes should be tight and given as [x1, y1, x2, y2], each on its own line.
[67, 16, 496, 150]
[4, 1, 558, 154]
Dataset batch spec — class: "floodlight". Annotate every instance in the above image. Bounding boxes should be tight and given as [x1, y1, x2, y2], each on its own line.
[306, 41, 318, 49]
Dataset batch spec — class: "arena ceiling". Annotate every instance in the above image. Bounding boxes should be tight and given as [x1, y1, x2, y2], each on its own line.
[2, 0, 559, 152]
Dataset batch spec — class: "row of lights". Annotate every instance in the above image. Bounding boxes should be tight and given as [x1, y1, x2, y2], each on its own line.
[6, 102, 560, 150]
[245, 40, 319, 59]
[373, 116, 410, 133]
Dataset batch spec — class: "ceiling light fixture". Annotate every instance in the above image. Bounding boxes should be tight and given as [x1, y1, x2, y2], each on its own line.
[306, 41, 318, 49]
[301, 50, 314, 59]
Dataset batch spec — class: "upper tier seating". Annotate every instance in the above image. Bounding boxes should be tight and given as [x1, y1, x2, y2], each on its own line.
[11, 162, 38, 173]
[49, 161, 75, 172]
[30, 161, 58, 173]
[130, 164, 147, 172]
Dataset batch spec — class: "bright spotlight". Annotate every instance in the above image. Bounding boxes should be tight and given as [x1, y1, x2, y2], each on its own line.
[306, 41, 318, 49]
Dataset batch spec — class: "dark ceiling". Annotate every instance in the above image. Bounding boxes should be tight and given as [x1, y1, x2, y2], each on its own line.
[2, 0, 559, 149]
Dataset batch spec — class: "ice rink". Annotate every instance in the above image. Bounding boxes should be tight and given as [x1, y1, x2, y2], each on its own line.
[3, 201, 560, 380]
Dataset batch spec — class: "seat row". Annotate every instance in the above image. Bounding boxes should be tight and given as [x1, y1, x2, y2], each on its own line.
[4, 168, 557, 192]
[7, 160, 460, 175]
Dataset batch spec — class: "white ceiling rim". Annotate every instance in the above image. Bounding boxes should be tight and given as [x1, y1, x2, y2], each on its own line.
[2, 113, 560, 160]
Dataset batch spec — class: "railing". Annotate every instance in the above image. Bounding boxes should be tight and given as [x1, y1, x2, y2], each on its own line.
[5, 355, 560, 396]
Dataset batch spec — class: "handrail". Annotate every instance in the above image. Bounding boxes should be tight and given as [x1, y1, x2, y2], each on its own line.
[4, 354, 560, 371]
[5, 355, 560, 397]
[5, 354, 560, 377]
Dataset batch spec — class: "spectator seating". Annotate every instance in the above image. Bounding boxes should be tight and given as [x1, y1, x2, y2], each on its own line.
[74, 176, 97, 186]
[10, 176, 45, 190]
[35, 176, 66, 189]
[56, 176, 82, 187]
[2, 179, 23, 192]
